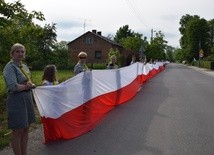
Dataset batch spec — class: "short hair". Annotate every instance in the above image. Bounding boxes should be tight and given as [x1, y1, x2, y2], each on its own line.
[10, 43, 26, 57]
[78, 51, 87, 58]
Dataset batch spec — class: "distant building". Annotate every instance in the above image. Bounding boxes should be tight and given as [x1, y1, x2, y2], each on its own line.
[67, 30, 129, 66]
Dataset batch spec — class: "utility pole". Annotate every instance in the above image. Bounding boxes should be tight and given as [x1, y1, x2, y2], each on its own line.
[150, 29, 156, 43]
[151, 29, 154, 42]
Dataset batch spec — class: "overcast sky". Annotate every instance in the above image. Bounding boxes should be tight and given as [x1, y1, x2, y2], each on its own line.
[6, 0, 214, 47]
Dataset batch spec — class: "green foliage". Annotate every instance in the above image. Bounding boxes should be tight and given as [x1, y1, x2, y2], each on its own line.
[178, 14, 213, 63]
[0, 72, 11, 150]
[0, 0, 57, 69]
[113, 25, 145, 55]
[0, 74, 7, 102]
[122, 34, 142, 52]
[87, 63, 107, 69]
[211, 47, 214, 54]
[192, 60, 214, 70]
[145, 31, 167, 61]
[173, 48, 185, 63]
[203, 61, 212, 69]
[49, 41, 71, 70]
[108, 48, 121, 66]
[113, 25, 168, 62]
[165, 45, 175, 62]
[114, 25, 135, 44]
[0, 134, 11, 150]
[203, 54, 214, 61]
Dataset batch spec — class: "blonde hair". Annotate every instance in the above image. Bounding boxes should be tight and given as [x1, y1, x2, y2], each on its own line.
[10, 43, 26, 57]
[78, 51, 87, 58]
[110, 55, 116, 59]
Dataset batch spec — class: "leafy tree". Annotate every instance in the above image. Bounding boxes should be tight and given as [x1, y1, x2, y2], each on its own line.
[31, 23, 57, 69]
[114, 25, 134, 44]
[51, 41, 71, 69]
[122, 33, 143, 52]
[114, 25, 147, 58]
[179, 14, 211, 62]
[174, 48, 185, 63]
[166, 45, 175, 62]
[208, 19, 214, 49]
[179, 14, 197, 49]
[0, 0, 57, 70]
[114, 25, 169, 63]
[146, 31, 167, 61]
[187, 17, 210, 59]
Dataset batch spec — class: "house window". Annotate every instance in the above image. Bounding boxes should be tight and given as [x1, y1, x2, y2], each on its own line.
[85, 37, 93, 44]
[95, 51, 102, 59]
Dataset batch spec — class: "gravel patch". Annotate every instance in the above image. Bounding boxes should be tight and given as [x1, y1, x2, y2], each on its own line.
[0, 124, 44, 155]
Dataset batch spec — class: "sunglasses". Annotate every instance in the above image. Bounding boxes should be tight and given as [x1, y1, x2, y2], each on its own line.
[79, 57, 86, 59]
[15, 50, 25, 53]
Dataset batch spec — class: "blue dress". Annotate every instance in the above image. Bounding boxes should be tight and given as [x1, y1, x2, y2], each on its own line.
[3, 61, 36, 129]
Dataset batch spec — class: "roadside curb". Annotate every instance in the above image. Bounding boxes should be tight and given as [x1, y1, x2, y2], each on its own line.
[186, 65, 214, 78]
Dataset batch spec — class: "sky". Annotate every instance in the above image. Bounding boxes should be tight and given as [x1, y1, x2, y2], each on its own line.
[5, 0, 214, 47]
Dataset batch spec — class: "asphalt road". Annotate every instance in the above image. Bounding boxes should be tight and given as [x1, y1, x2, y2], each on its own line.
[1, 63, 214, 155]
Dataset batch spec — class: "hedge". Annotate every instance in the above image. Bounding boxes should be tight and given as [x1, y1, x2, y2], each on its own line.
[192, 60, 214, 70]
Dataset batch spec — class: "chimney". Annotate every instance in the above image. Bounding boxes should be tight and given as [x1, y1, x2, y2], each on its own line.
[92, 29, 97, 33]
[97, 31, 102, 36]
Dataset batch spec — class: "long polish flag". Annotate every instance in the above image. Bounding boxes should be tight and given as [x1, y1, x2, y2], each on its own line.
[33, 62, 165, 143]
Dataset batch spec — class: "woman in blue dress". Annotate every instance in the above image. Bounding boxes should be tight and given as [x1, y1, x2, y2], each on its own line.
[3, 43, 36, 155]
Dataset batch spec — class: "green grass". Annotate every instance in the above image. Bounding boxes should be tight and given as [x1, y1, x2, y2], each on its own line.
[0, 70, 74, 150]
[31, 70, 73, 86]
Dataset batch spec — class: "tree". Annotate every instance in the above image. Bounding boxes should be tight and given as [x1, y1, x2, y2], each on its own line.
[208, 19, 214, 49]
[174, 48, 185, 63]
[179, 14, 211, 62]
[122, 33, 143, 52]
[0, 0, 57, 70]
[51, 41, 71, 69]
[187, 17, 210, 59]
[179, 14, 197, 49]
[166, 45, 175, 62]
[114, 25, 134, 44]
[146, 31, 167, 61]
[31, 23, 57, 69]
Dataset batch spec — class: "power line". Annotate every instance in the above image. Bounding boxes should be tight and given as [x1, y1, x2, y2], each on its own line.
[124, 0, 150, 29]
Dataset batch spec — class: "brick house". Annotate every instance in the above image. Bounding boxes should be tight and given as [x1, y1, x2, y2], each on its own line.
[67, 30, 129, 66]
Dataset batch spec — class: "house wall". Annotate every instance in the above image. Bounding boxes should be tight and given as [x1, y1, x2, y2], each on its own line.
[67, 32, 124, 66]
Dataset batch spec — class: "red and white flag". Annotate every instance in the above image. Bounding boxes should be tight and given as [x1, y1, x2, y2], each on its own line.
[33, 62, 165, 143]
